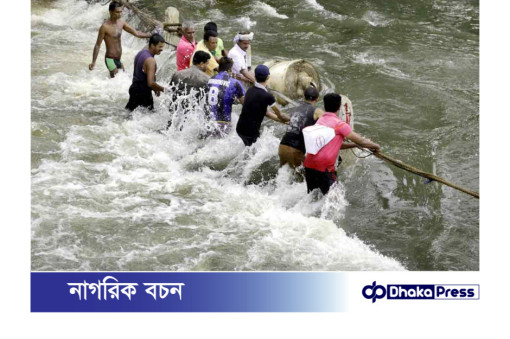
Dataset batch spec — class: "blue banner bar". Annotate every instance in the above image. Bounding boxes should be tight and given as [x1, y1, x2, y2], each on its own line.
[31, 272, 347, 312]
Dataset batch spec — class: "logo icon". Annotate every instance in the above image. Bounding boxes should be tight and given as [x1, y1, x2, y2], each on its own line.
[362, 281, 386, 303]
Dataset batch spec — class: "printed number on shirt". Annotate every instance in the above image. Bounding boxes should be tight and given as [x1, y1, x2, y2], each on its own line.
[208, 87, 219, 105]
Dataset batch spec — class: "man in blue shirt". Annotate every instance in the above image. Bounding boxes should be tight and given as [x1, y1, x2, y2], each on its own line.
[207, 57, 246, 136]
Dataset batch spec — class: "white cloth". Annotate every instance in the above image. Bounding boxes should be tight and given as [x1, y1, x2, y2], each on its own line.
[233, 32, 254, 44]
[302, 124, 336, 155]
[227, 43, 248, 76]
[254, 82, 267, 92]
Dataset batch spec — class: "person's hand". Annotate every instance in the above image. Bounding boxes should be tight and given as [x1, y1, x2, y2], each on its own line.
[155, 90, 161, 97]
[152, 25, 163, 36]
[369, 143, 381, 152]
[88, 62, 95, 71]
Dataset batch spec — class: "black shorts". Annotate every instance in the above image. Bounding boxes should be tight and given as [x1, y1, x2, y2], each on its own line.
[304, 167, 337, 195]
[237, 131, 259, 146]
[125, 85, 153, 111]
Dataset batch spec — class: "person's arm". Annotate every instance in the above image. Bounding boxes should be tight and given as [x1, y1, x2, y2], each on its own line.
[345, 131, 380, 152]
[340, 142, 357, 149]
[240, 69, 256, 83]
[313, 107, 325, 120]
[123, 21, 151, 39]
[89, 26, 105, 70]
[271, 105, 290, 123]
[265, 110, 282, 123]
[235, 82, 245, 105]
[144, 58, 165, 95]
[189, 51, 195, 67]
[209, 57, 219, 74]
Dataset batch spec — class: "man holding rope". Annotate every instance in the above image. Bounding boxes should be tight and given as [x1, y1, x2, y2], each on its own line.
[279, 86, 324, 168]
[236, 65, 289, 146]
[304, 93, 380, 195]
[207, 57, 246, 136]
[125, 34, 167, 111]
[228, 31, 256, 84]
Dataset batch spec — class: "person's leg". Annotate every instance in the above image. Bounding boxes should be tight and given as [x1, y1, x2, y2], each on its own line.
[305, 167, 320, 193]
[305, 168, 337, 195]
[290, 148, 305, 168]
[237, 132, 257, 146]
[115, 59, 125, 73]
[318, 170, 337, 195]
[278, 144, 291, 167]
[126, 87, 154, 111]
[105, 57, 119, 78]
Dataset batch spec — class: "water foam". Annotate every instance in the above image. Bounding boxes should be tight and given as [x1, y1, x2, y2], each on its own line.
[303, 0, 344, 20]
[234, 17, 257, 30]
[305, 0, 325, 11]
[362, 11, 393, 27]
[253, 1, 289, 19]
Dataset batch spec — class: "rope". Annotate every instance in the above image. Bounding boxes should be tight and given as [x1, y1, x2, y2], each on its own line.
[350, 148, 372, 159]
[360, 149, 479, 199]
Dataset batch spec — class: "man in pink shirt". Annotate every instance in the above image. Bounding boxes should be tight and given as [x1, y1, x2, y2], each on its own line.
[304, 93, 381, 195]
[176, 21, 196, 70]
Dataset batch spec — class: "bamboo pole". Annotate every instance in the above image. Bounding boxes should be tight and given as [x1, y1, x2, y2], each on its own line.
[116, 0, 181, 34]
[116, 0, 161, 29]
[371, 151, 479, 199]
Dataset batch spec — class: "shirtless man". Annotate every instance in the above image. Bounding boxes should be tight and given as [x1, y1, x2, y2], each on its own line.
[88, 1, 152, 78]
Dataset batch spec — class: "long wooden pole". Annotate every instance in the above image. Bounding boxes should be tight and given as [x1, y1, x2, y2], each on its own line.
[371, 151, 479, 199]
[117, 0, 160, 28]
[230, 73, 300, 107]
[117, 0, 181, 33]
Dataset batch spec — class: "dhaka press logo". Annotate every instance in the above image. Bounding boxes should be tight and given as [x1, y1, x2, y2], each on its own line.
[362, 281, 479, 303]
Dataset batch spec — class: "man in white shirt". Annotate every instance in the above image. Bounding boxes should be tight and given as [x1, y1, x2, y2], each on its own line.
[227, 31, 256, 83]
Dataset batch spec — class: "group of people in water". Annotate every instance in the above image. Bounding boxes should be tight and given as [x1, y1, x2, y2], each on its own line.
[89, 1, 380, 195]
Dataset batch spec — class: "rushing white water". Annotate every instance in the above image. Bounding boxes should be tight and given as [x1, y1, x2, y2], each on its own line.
[252, 1, 289, 19]
[31, 0, 405, 271]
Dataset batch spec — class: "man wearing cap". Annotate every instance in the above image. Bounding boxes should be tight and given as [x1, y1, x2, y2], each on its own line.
[236, 65, 289, 146]
[227, 31, 256, 83]
[89, 1, 152, 78]
[176, 21, 196, 71]
[278, 86, 325, 168]
[303, 93, 380, 195]
[125, 34, 167, 111]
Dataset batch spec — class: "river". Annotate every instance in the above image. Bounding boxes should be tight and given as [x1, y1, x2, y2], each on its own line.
[31, 0, 479, 271]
